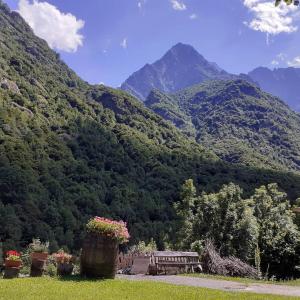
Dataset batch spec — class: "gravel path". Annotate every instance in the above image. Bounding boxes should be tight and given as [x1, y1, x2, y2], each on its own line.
[118, 274, 300, 297]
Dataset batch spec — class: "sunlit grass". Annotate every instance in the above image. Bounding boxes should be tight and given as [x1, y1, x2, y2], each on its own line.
[0, 277, 298, 300]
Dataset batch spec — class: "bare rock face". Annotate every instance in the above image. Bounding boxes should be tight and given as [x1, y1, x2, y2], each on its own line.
[121, 43, 239, 101]
[0, 78, 20, 94]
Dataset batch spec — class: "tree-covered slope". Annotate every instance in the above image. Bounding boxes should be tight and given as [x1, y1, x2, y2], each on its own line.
[1, 1, 300, 251]
[145, 80, 300, 173]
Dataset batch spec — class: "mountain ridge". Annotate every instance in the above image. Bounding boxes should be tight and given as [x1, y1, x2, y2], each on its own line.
[248, 66, 300, 112]
[121, 43, 240, 100]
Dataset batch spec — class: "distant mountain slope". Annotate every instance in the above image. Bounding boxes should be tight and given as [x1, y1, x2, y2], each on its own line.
[145, 80, 300, 173]
[1, 1, 300, 251]
[248, 67, 300, 111]
[121, 43, 239, 100]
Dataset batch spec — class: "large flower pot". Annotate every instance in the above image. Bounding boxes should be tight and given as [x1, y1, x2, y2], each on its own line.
[30, 252, 48, 277]
[81, 233, 119, 278]
[57, 263, 74, 276]
[3, 267, 20, 279]
[4, 259, 22, 268]
[31, 252, 48, 261]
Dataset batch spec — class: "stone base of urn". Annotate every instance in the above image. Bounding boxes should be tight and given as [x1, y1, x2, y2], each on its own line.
[81, 233, 119, 279]
[30, 259, 46, 277]
[57, 263, 74, 276]
[4, 267, 20, 279]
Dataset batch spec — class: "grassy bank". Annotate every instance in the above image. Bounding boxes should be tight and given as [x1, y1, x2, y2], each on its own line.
[0, 277, 298, 300]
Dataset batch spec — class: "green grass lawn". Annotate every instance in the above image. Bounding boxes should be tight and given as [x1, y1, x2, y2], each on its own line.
[0, 277, 298, 300]
[183, 273, 300, 287]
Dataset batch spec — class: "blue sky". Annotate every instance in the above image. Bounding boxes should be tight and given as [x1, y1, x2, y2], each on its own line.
[5, 0, 300, 87]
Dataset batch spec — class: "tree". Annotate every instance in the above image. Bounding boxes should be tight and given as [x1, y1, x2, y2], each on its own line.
[275, 0, 299, 6]
[175, 181, 259, 261]
[174, 181, 300, 277]
[251, 184, 300, 277]
[193, 183, 258, 261]
[174, 179, 197, 250]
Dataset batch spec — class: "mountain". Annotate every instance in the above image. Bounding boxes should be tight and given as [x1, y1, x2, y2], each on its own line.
[248, 67, 300, 112]
[121, 43, 239, 100]
[145, 80, 300, 173]
[1, 1, 300, 251]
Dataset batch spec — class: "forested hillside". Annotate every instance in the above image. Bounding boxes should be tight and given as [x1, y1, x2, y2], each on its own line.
[145, 80, 300, 173]
[1, 1, 300, 252]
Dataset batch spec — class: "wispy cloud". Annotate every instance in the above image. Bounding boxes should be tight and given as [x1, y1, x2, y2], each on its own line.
[18, 0, 84, 53]
[138, 0, 146, 10]
[189, 13, 198, 20]
[271, 52, 287, 66]
[243, 0, 298, 36]
[287, 56, 300, 67]
[120, 38, 128, 49]
[170, 0, 186, 11]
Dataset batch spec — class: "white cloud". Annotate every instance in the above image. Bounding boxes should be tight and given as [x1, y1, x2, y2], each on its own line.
[277, 52, 287, 60]
[18, 0, 84, 53]
[138, 1, 146, 9]
[243, 0, 298, 35]
[120, 38, 128, 49]
[271, 52, 287, 66]
[138, 0, 147, 14]
[271, 59, 279, 65]
[287, 56, 300, 67]
[170, 0, 186, 11]
[189, 13, 198, 20]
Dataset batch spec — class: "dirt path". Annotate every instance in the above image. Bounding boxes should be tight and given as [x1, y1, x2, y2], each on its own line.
[118, 274, 300, 297]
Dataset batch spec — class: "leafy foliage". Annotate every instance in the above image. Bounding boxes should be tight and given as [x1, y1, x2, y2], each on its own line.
[146, 80, 300, 173]
[175, 180, 300, 277]
[275, 0, 299, 6]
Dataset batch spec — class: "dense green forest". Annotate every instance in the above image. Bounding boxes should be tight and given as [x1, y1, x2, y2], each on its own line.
[145, 80, 300, 173]
[1, 1, 300, 254]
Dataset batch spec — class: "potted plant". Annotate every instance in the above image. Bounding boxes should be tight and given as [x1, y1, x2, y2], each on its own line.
[28, 238, 49, 277]
[81, 216, 129, 278]
[29, 238, 49, 261]
[4, 250, 22, 268]
[3, 250, 22, 279]
[53, 249, 74, 276]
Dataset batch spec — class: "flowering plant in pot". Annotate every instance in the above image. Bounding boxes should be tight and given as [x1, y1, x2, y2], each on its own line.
[53, 249, 74, 276]
[86, 217, 130, 243]
[81, 216, 130, 278]
[28, 238, 49, 277]
[29, 238, 49, 261]
[5, 250, 22, 268]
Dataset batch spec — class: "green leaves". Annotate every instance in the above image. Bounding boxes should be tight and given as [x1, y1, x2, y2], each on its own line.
[176, 180, 300, 277]
[275, 0, 299, 6]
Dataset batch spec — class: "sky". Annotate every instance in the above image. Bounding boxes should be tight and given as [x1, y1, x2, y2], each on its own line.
[4, 0, 300, 87]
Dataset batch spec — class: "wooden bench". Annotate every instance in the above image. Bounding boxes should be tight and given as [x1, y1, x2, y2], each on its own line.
[151, 251, 200, 275]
